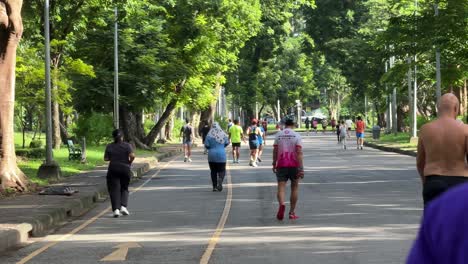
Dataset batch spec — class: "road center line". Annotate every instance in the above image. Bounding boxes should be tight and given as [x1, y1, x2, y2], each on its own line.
[200, 164, 233, 264]
[16, 154, 180, 264]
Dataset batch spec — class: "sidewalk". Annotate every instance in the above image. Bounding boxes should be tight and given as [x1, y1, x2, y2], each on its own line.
[0, 145, 181, 253]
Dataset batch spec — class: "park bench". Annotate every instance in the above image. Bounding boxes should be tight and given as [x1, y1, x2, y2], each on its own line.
[67, 139, 82, 161]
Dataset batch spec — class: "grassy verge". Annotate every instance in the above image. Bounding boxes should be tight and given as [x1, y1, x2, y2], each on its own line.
[366, 132, 417, 151]
[18, 146, 107, 186]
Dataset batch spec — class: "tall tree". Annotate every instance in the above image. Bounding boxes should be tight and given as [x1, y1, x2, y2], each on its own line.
[0, 0, 27, 191]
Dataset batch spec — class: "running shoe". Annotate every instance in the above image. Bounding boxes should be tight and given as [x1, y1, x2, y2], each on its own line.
[257, 157, 262, 162]
[217, 176, 223, 192]
[188, 158, 193, 162]
[184, 157, 188, 162]
[113, 209, 121, 218]
[289, 212, 299, 220]
[253, 162, 258, 167]
[276, 204, 286, 220]
[213, 187, 217, 192]
[360, 145, 364, 150]
[120, 206, 130, 216]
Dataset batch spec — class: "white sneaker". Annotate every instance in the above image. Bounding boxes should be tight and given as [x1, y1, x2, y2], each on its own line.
[253, 162, 258, 167]
[113, 209, 121, 218]
[120, 206, 130, 216]
[188, 158, 192, 162]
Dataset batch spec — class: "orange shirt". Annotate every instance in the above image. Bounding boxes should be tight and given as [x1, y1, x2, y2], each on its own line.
[356, 120, 365, 133]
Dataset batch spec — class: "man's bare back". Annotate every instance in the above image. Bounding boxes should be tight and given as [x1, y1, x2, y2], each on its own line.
[418, 119, 467, 178]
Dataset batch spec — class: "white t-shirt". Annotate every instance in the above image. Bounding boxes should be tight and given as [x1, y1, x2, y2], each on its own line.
[345, 119, 353, 128]
[273, 128, 303, 168]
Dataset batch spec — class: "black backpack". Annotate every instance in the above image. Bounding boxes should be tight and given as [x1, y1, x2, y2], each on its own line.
[183, 125, 192, 140]
[249, 126, 258, 142]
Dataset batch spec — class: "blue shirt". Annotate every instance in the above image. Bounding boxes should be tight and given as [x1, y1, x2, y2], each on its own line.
[258, 127, 265, 144]
[407, 182, 468, 264]
[204, 136, 229, 163]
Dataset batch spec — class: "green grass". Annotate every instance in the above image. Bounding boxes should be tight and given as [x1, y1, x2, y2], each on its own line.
[14, 132, 46, 148]
[367, 132, 417, 151]
[18, 145, 107, 186]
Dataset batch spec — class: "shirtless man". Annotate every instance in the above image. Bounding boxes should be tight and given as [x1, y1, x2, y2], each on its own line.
[417, 93, 468, 205]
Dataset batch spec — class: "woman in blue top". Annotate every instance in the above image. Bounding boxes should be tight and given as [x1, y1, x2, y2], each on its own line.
[204, 123, 230, 192]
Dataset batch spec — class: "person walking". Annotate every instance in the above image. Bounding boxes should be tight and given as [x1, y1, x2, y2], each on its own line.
[257, 125, 265, 162]
[312, 118, 318, 134]
[272, 118, 304, 220]
[180, 119, 194, 162]
[336, 120, 341, 143]
[200, 121, 210, 154]
[246, 119, 262, 167]
[227, 119, 233, 131]
[345, 118, 353, 138]
[416, 93, 468, 205]
[339, 121, 347, 150]
[204, 123, 230, 192]
[321, 119, 328, 134]
[355, 116, 365, 150]
[304, 117, 311, 136]
[104, 129, 135, 218]
[261, 118, 268, 144]
[330, 118, 337, 131]
[228, 119, 244, 163]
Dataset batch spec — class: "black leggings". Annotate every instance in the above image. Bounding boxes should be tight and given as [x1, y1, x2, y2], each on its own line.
[209, 162, 226, 187]
[107, 169, 131, 211]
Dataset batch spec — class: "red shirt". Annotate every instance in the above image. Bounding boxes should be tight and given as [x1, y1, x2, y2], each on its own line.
[356, 120, 365, 133]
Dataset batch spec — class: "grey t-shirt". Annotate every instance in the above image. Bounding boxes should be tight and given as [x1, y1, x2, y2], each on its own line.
[105, 142, 134, 171]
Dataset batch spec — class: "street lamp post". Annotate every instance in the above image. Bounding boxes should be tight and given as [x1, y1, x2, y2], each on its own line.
[113, 7, 119, 129]
[38, 0, 61, 179]
[434, 2, 442, 102]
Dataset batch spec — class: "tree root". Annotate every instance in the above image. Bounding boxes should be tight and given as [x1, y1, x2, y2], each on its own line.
[0, 166, 28, 193]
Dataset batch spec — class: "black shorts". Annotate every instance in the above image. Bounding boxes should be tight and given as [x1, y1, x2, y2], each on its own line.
[276, 167, 299, 182]
[423, 176, 468, 205]
[232, 143, 241, 147]
[249, 141, 259, 150]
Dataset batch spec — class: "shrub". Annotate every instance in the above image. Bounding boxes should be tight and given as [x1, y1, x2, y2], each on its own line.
[74, 112, 113, 145]
[16, 148, 45, 159]
[29, 139, 43, 148]
[417, 116, 431, 130]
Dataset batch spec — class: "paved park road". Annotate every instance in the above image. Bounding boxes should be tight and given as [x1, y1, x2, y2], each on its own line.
[1, 133, 422, 264]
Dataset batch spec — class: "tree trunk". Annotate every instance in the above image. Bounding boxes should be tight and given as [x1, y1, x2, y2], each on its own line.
[121, 106, 150, 149]
[52, 64, 61, 149]
[164, 114, 173, 141]
[0, 0, 27, 191]
[144, 80, 186, 146]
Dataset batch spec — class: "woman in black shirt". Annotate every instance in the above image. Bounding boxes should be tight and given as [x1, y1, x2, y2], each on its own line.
[104, 129, 135, 217]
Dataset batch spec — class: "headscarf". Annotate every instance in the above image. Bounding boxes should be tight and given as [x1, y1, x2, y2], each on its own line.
[207, 122, 227, 144]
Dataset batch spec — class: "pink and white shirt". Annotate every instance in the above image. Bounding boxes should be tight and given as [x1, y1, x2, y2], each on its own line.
[273, 128, 303, 168]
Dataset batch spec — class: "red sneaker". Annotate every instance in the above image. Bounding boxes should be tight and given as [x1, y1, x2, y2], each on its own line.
[276, 204, 286, 220]
[289, 212, 299, 220]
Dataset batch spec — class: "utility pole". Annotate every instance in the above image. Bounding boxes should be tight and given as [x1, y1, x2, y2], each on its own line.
[411, 0, 419, 141]
[407, 57, 413, 136]
[277, 99, 281, 123]
[434, 2, 442, 103]
[38, 0, 61, 179]
[113, 7, 119, 129]
[391, 56, 397, 134]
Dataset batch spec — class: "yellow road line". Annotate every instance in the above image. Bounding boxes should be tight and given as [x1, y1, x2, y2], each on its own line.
[17, 155, 180, 264]
[200, 164, 233, 264]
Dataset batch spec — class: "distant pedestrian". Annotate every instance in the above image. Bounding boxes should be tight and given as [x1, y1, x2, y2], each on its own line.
[204, 123, 229, 192]
[262, 118, 268, 144]
[200, 121, 210, 154]
[180, 119, 194, 162]
[331, 118, 337, 130]
[246, 119, 262, 167]
[321, 119, 328, 134]
[355, 116, 365, 150]
[416, 93, 468, 205]
[228, 119, 244, 163]
[336, 120, 341, 143]
[345, 118, 353, 138]
[407, 183, 468, 264]
[227, 119, 233, 131]
[104, 129, 135, 218]
[257, 125, 265, 162]
[273, 118, 304, 220]
[304, 117, 311, 135]
[339, 121, 347, 150]
[312, 118, 318, 134]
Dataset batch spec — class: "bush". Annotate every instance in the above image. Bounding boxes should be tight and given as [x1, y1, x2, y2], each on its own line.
[74, 112, 113, 145]
[144, 119, 155, 135]
[417, 116, 431, 130]
[29, 139, 43, 148]
[172, 119, 184, 140]
[16, 148, 45, 159]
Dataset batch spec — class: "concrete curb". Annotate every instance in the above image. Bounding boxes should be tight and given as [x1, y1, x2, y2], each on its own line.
[0, 150, 180, 253]
[365, 142, 417, 157]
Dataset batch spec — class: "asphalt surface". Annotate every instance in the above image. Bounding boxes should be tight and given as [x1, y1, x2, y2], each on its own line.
[1, 133, 422, 264]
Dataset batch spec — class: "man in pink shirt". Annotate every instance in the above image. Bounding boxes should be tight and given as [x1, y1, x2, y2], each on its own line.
[272, 118, 304, 220]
